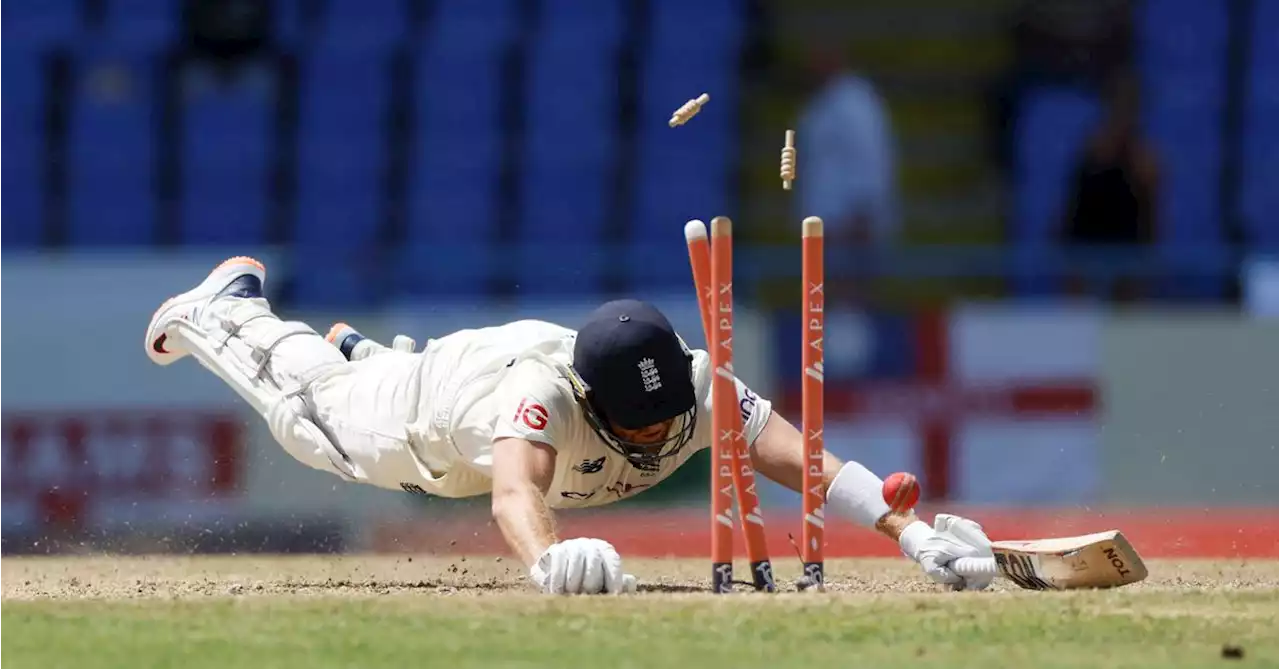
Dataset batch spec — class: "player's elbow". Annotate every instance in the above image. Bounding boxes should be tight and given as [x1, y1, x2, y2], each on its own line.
[490, 479, 536, 520]
[490, 483, 517, 518]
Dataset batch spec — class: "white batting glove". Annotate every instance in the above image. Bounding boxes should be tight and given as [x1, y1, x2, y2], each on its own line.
[898, 520, 988, 591]
[933, 513, 995, 591]
[529, 538, 638, 595]
[390, 335, 416, 353]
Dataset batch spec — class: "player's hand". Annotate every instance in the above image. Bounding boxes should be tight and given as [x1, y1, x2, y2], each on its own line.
[932, 513, 995, 591]
[898, 520, 988, 591]
[529, 538, 638, 595]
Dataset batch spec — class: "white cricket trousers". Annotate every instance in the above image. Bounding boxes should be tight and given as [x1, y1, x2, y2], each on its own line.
[179, 295, 445, 489]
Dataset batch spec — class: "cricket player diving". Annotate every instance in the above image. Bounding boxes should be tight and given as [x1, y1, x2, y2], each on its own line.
[146, 257, 996, 595]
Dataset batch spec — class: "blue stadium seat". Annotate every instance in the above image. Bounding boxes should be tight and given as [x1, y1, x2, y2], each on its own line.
[104, 0, 178, 51]
[2, 0, 79, 48]
[179, 74, 273, 245]
[510, 2, 627, 297]
[295, 143, 383, 245]
[1136, 0, 1228, 68]
[427, 0, 518, 54]
[1010, 87, 1102, 297]
[1142, 73, 1225, 245]
[288, 246, 381, 307]
[1239, 92, 1280, 245]
[632, 138, 733, 239]
[316, 0, 408, 52]
[2, 53, 46, 247]
[525, 45, 617, 120]
[1012, 88, 1102, 245]
[536, 0, 624, 52]
[414, 47, 504, 131]
[273, 0, 309, 48]
[648, 0, 743, 54]
[619, 236, 692, 293]
[1135, 0, 1229, 298]
[398, 0, 516, 296]
[408, 44, 505, 249]
[399, 122, 505, 301]
[513, 145, 612, 295]
[66, 49, 157, 246]
[408, 135, 502, 244]
[517, 153, 611, 242]
[1240, 0, 1278, 249]
[292, 51, 389, 248]
[390, 243, 497, 299]
[520, 49, 617, 241]
[299, 50, 389, 132]
[1249, 0, 1280, 66]
[632, 56, 737, 243]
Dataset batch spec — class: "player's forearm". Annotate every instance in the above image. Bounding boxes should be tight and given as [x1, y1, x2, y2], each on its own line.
[750, 411, 910, 543]
[491, 484, 559, 568]
[748, 411, 845, 496]
[750, 440, 845, 498]
[758, 448, 908, 543]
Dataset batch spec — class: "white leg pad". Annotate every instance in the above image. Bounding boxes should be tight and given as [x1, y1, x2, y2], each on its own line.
[167, 299, 369, 481]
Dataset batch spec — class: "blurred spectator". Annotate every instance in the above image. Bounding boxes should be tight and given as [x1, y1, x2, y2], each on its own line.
[1059, 71, 1159, 300]
[991, 0, 1134, 173]
[795, 44, 898, 248]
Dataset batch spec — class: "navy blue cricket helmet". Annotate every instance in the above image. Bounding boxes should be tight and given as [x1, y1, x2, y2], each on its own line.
[568, 299, 697, 469]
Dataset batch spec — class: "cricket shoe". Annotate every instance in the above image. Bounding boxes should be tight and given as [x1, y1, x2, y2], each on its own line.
[325, 322, 367, 361]
[145, 256, 266, 366]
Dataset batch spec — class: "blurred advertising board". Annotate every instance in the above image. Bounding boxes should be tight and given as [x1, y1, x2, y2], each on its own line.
[766, 304, 1101, 506]
[2, 410, 243, 532]
[1099, 311, 1278, 505]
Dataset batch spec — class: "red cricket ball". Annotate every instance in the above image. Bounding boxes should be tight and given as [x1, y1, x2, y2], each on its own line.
[882, 472, 920, 512]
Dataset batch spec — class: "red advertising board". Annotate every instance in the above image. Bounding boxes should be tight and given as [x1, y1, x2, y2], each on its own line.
[2, 410, 245, 529]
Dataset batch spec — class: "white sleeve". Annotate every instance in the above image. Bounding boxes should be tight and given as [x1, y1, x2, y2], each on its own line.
[491, 361, 570, 449]
[694, 350, 774, 446]
[734, 376, 773, 445]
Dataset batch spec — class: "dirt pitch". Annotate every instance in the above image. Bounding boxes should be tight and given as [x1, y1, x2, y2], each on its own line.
[4, 556, 1277, 669]
[3, 554, 1275, 599]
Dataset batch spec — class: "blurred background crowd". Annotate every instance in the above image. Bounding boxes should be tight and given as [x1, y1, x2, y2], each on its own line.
[3, 0, 1276, 555]
[5, 0, 1276, 305]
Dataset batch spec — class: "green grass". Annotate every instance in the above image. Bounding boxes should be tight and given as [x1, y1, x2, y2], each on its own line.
[5, 589, 1276, 669]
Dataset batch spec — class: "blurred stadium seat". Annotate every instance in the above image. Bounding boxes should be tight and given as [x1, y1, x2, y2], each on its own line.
[1136, 0, 1228, 245]
[2, 0, 80, 49]
[1137, 0, 1229, 298]
[400, 0, 516, 297]
[1240, 0, 1278, 249]
[102, 0, 179, 51]
[66, 47, 157, 245]
[1011, 87, 1102, 297]
[1011, 87, 1103, 247]
[178, 74, 274, 245]
[292, 50, 389, 249]
[628, 0, 742, 291]
[314, 0, 408, 53]
[2, 53, 47, 247]
[427, 0, 519, 54]
[512, 0, 625, 295]
[0, 0, 1256, 308]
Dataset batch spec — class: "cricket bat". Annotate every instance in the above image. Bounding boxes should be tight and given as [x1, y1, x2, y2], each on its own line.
[951, 530, 1148, 591]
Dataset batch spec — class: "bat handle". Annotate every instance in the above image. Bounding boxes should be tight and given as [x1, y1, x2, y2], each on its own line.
[951, 557, 998, 578]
